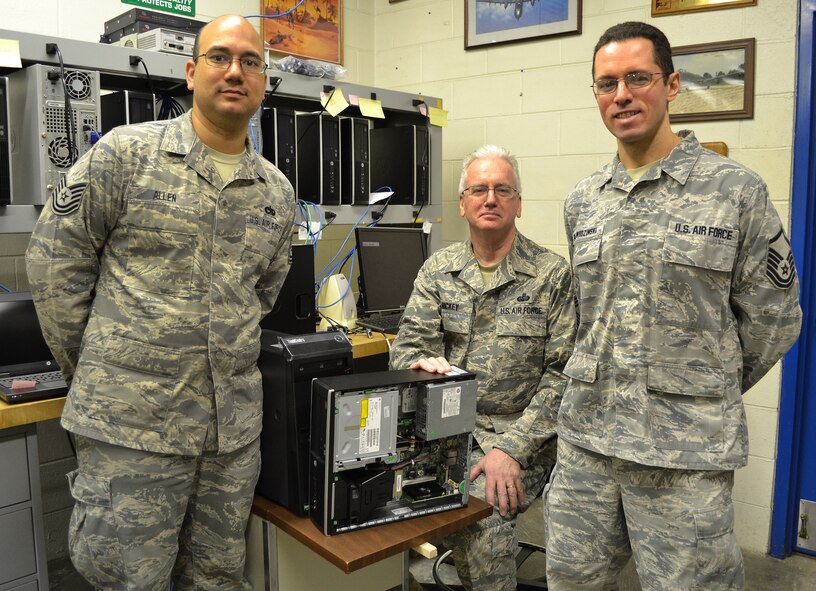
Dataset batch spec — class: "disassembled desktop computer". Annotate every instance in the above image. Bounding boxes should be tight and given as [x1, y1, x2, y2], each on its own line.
[310, 368, 478, 535]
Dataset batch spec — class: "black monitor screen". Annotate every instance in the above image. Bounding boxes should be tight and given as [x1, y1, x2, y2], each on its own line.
[355, 227, 427, 315]
[0, 292, 54, 367]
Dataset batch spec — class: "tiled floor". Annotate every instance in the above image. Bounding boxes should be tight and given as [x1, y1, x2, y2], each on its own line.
[408, 496, 816, 591]
[47, 502, 816, 590]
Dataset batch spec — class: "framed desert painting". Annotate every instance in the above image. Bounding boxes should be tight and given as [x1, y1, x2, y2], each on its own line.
[261, 0, 343, 64]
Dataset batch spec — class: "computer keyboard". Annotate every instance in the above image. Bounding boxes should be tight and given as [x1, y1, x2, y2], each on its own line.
[357, 313, 404, 334]
[0, 370, 65, 388]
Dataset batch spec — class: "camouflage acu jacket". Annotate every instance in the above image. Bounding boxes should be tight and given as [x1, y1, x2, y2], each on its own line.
[389, 232, 575, 467]
[26, 111, 295, 455]
[562, 130, 802, 470]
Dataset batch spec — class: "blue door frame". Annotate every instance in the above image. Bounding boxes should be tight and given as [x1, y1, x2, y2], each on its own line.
[770, 0, 816, 559]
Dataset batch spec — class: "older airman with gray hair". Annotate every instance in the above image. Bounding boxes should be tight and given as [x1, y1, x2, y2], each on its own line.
[390, 144, 575, 591]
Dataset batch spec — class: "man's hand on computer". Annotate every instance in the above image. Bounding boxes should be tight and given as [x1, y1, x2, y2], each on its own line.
[409, 356, 452, 374]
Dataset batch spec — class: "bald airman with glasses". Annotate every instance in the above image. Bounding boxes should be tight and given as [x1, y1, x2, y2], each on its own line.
[27, 15, 295, 590]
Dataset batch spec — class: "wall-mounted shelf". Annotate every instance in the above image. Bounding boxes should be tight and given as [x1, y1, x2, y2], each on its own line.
[0, 28, 443, 250]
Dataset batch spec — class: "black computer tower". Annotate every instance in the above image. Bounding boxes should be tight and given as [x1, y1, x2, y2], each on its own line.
[261, 106, 298, 194]
[370, 126, 412, 205]
[414, 125, 430, 205]
[260, 243, 316, 335]
[257, 331, 353, 515]
[0, 78, 10, 206]
[340, 116, 370, 205]
[296, 112, 340, 205]
[101, 90, 155, 133]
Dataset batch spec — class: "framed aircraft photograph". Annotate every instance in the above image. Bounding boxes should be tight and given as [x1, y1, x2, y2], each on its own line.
[670, 38, 755, 123]
[465, 0, 582, 50]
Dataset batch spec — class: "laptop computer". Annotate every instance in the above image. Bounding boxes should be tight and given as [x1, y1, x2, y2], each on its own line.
[0, 292, 68, 404]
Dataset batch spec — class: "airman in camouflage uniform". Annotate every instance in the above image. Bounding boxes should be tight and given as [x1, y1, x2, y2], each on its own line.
[545, 22, 802, 591]
[25, 15, 295, 591]
[390, 145, 575, 591]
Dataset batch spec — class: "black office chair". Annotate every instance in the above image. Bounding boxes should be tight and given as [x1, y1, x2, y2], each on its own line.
[428, 541, 548, 590]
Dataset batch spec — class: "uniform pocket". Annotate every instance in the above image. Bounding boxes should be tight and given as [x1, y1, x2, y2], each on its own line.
[67, 470, 122, 587]
[242, 220, 283, 283]
[658, 226, 737, 329]
[572, 224, 604, 322]
[647, 363, 724, 451]
[560, 352, 602, 437]
[694, 503, 743, 588]
[441, 309, 472, 334]
[122, 200, 198, 298]
[495, 313, 546, 381]
[91, 335, 181, 431]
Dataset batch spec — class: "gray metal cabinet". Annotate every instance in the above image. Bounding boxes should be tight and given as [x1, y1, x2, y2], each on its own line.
[0, 425, 48, 591]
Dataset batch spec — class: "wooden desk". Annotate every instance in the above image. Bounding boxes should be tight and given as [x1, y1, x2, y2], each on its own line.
[246, 496, 492, 591]
[0, 396, 65, 429]
[251, 495, 491, 573]
[0, 332, 390, 432]
[348, 331, 394, 360]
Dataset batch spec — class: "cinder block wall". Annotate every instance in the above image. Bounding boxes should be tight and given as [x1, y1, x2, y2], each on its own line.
[371, 0, 797, 554]
[1, 0, 798, 558]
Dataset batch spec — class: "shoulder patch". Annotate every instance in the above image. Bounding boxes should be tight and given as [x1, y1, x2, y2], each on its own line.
[767, 229, 796, 289]
[51, 177, 85, 216]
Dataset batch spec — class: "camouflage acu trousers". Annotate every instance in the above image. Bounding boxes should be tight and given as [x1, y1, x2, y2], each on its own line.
[447, 439, 555, 591]
[545, 439, 744, 590]
[66, 434, 261, 591]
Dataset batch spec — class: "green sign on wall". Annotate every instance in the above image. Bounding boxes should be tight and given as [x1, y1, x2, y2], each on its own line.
[122, 0, 196, 17]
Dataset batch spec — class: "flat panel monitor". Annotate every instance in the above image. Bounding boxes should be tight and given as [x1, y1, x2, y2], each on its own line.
[354, 227, 427, 315]
[0, 292, 54, 367]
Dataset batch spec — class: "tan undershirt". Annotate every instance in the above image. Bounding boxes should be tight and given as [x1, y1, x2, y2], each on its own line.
[627, 161, 656, 184]
[205, 146, 243, 185]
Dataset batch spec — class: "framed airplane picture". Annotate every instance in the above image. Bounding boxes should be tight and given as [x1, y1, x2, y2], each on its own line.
[465, 0, 582, 50]
[670, 38, 755, 123]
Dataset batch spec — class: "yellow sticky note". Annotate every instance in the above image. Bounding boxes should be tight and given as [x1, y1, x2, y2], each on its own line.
[358, 97, 385, 119]
[361, 398, 369, 419]
[0, 39, 22, 68]
[321, 88, 349, 117]
[428, 106, 448, 128]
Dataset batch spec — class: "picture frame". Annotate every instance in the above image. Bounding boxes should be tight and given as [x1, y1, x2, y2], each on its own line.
[670, 38, 755, 123]
[261, 0, 343, 65]
[465, 0, 581, 50]
[652, 0, 756, 17]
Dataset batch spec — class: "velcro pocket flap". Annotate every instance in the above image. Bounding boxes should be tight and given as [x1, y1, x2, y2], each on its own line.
[103, 334, 181, 378]
[67, 470, 111, 508]
[563, 351, 598, 383]
[694, 503, 734, 539]
[647, 363, 724, 398]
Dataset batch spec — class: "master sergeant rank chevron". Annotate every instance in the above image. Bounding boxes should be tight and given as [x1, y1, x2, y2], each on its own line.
[767, 229, 796, 289]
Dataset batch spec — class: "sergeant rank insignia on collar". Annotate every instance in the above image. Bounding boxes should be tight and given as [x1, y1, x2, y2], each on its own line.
[767, 229, 796, 289]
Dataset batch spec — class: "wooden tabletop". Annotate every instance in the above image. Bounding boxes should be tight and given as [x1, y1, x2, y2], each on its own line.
[347, 331, 395, 359]
[252, 495, 492, 573]
[0, 396, 65, 430]
[0, 333, 392, 431]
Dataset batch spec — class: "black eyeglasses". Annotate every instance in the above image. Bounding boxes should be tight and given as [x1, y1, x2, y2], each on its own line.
[195, 50, 268, 75]
[461, 185, 519, 199]
[591, 71, 668, 95]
